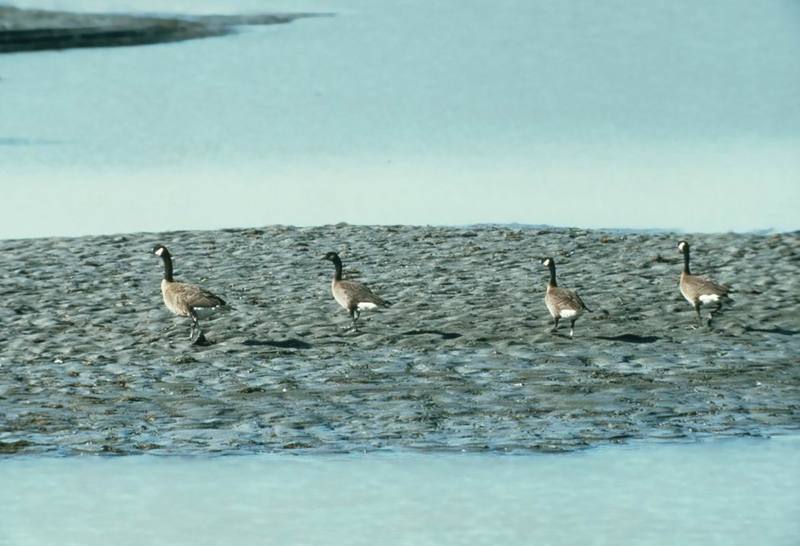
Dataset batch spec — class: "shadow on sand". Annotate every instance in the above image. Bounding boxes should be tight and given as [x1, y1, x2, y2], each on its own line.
[401, 329, 463, 340]
[744, 326, 800, 336]
[595, 334, 661, 344]
[243, 338, 313, 349]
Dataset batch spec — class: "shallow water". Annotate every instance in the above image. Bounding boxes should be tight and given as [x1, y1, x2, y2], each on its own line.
[2, 0, 799, 236]
[1, 436, 798, 546]
[1, 225, 798, 456]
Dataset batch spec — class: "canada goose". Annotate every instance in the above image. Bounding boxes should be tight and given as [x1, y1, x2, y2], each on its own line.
[541, 257, 591, 338]
[152, 244, 226, 344]
[677, 240, 730, 325]
[323, 251, 390, 329]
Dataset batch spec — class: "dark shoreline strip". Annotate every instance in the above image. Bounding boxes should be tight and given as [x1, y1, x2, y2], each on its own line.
[0, 7, 328, 54]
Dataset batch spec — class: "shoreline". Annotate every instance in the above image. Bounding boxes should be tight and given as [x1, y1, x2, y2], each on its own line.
[0, 222, 796, 244]
[0, 6, 326, 53]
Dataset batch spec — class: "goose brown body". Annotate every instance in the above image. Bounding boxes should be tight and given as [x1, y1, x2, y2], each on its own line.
[324, 251, 390, 329]
[332, 278, 388, 312]
[153, 244, 225, 343]
[160, 278, 225, 317]
[677, 241, 730, 325]
[541, 257, 590, 338]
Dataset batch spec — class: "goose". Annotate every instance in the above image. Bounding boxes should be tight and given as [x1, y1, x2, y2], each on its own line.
[677, 240, 730, 325]
[323, 251, 390, 329]
[541, 256, 591, 338]
[152, 244, 226, 344]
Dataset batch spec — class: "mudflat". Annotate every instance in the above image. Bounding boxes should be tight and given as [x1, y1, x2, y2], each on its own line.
[0, 225, 798, 455]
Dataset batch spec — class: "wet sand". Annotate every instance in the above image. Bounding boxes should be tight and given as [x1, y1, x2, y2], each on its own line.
[0, 6, 322, 53]
[0, 225, 798, 455]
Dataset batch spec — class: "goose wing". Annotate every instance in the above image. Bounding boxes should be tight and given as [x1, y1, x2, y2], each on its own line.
[337, 280, 390, 307]
[573, 291, 592, 312]
[549, 287, 586, 312]
[173, 281, 226, 309]
[685, 274, 729, 297]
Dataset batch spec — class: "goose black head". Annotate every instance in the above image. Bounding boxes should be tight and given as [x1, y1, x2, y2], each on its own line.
[323, 251, 340, 262]
[677, 241, 689, 253]
[152, 244, 169, 257]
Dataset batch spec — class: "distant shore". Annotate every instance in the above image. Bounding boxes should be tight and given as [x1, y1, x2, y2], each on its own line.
[0, 6, 324, 53]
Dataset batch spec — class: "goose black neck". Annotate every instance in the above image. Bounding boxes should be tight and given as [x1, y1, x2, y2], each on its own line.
[332, 256, 343, 281]
[682, 248, 691, 275]
[160, 251, 174, 281]
[548, 262, 557, 287]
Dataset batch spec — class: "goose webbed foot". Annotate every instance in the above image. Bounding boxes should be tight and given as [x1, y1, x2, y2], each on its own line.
[191, 331, 209, 345]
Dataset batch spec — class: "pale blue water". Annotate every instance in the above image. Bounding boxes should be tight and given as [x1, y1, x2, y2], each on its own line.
[1, 436, 799, 546]
[1, 0, 799, 237]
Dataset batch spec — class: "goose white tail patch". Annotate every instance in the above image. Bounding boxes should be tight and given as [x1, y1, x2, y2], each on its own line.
[357, 302, 378, 310]
[699, 294, 721, 304]
[559, 309, 578, 318]
[191, 307, 221, 318]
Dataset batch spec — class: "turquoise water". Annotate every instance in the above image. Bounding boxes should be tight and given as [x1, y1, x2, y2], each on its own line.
[2, 437, 799, 546]
[1, 0, 799, 237]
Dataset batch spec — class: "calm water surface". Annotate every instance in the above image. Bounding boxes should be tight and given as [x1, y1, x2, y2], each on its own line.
[1, 0, 799, 236]
[1, 436, 799, 546]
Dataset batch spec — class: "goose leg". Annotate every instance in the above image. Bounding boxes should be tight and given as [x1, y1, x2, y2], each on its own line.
[693, 303, 703, 325]
[347, 308, 360, 331]
[189, 313, 198, 341]
[189, 311, 206, 344]
[569, 319, 576, 339]
[708, 302, 724, 328]
[706, 305, 719, 328]
[551, 316, 560, 333]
